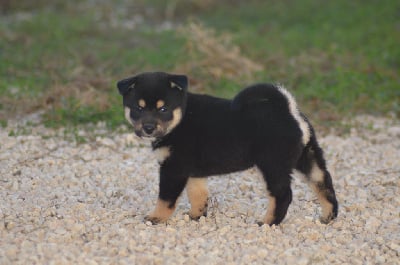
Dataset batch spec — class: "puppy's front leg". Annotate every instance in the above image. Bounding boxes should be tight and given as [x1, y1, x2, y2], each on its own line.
[186, 177, 208, 220]
[145, 164, 188, 224]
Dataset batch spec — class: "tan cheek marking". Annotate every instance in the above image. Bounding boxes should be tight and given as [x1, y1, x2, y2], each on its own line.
[156, 100, 165, 109]
[166, 108, 182, 133]
[124, 107, 133, 126]
[186, 178, 209, 219]
[138, 99, 146, 108]
[147, 199, 176, 223]
[264, 196, 276, 225]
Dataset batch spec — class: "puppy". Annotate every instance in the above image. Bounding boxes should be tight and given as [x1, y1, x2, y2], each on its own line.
[117, 72, 338, 225]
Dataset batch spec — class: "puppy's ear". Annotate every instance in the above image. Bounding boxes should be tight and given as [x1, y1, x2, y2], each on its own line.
[117, 76, 136, 95]
[169, 74, 188, 91]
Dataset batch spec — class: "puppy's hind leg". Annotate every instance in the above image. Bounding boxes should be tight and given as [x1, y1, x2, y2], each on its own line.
[186, 177, 209, 220]
[296, 134, 338, 223]
[256, 165, 293, 226]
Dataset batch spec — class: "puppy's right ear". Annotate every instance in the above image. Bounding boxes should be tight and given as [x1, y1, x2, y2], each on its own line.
[117, 76, 136, 95]
[169, 74, 188, 92]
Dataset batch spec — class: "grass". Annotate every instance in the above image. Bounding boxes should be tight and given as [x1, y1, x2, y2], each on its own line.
[0, 0, 398, 129]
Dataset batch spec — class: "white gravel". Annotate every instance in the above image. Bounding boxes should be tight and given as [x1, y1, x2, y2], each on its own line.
[1, 114, 399, 264]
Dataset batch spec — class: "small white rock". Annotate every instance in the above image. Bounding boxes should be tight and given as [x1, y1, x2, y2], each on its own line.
[177, 220, 185, 227]
[389, 242, 400, 253]
[183, 214, 190, 222]
[219, 225, 230, 234]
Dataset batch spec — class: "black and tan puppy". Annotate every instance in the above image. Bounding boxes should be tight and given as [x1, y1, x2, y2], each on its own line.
[117, 72, 338, 225]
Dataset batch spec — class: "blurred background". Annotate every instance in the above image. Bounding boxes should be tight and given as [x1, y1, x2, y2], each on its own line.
[0, 0, 399, 129]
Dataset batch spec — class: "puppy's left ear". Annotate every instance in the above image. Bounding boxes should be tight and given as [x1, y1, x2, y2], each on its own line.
[117, 76, 136, 95]
[169, 74, 188, 91]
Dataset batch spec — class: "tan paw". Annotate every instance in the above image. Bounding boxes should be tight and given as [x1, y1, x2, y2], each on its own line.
[145, 199, 175, 224]
[188, 208, 208, 221]
[144, 215, 164, 225]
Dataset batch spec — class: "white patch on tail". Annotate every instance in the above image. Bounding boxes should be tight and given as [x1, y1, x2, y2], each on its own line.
[277, 86, 310, 145]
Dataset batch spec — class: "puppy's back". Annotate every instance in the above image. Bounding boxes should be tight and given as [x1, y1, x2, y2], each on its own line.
[231, 83, 288, 112]
[231, 83, 307, 143]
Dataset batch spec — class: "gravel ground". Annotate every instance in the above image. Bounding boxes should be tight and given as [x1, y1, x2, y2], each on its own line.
[1, 114, 399, 264]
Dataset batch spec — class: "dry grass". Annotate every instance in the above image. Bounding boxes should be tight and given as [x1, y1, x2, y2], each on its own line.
[176, 22, 263, 91]
[44, 85, 109, 112]
[0, 76, 112, 121]
[43, 72, 112, 112]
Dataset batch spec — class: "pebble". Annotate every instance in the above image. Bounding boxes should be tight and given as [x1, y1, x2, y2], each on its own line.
[199, 216, 206, 224]
[219, 225, 230, 234]
[388, 126, 400, 137]
[0, 115, 399, 264]
[5, 221, 15, 230]
[165, 227, 177, 233]
[11, 180, 19, 191]
[388, 243, 400, 253]
[175, 220, 185, 227]
[183, 214, 190, 222]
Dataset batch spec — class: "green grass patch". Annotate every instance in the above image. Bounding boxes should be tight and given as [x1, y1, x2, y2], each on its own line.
[0, 0, 398, 129]
[192, 0, 399, 119]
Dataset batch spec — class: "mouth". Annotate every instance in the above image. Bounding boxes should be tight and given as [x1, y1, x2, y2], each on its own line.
[134, 129, 165, 139]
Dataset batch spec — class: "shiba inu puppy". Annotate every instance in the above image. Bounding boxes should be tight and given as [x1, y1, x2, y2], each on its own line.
[117, 72, 338, 225]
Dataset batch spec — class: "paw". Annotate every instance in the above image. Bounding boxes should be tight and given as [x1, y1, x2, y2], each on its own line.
[320, 213, 336, 224]
[257, 221, 276, 227]
[188, 209, 207, 221]
[144, 199, 175, 224]
[188, 203, 208, 220]
[257, 221, 266, 227]
[144, 215, 164, 225]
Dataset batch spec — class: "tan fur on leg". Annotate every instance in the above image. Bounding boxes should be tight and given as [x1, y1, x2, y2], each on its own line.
[186, 178, 209, 219]
[310, 183, 334, 223]
[145, 199, 175, 224]
[309, 163, 334, 223]
[264, 196, 276, 225]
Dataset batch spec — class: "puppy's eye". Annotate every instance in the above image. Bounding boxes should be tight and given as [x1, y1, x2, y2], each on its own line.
[158, 106, 168, 113]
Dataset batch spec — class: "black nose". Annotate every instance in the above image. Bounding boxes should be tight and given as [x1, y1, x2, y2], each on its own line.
[143, 123, 156, 135]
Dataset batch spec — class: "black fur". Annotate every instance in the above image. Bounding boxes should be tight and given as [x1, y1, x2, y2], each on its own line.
[118, 72, 338, 225]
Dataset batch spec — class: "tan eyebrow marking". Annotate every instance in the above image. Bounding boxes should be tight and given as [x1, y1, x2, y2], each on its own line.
[156, 100, 165, 109]
[138, 99, 146, 108]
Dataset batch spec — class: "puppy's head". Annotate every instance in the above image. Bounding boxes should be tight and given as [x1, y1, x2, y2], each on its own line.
[117, 72, 188, 139]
